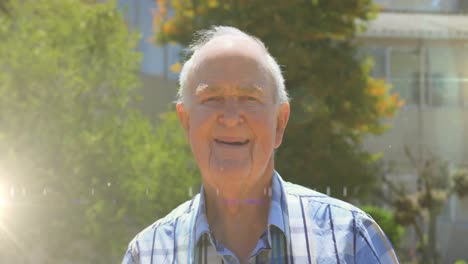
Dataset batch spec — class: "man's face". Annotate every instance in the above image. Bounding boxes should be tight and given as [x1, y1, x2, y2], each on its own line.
[177, 36, 289, 198]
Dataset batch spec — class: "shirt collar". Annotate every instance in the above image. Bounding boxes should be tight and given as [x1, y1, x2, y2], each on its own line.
[193, 170, 287, 245]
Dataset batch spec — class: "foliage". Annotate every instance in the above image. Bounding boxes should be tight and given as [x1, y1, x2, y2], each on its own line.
[153, 0, 403, 200]
[380, 149, 468, 264]
[452, 170, 468, 197]
[361, 205, 404, 248]
[0, 0, 199, 262]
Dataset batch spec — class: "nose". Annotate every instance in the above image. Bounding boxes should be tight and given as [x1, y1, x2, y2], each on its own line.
[218, 98, 244, 127]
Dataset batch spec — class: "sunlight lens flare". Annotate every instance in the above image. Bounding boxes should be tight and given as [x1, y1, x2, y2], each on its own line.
[0, 166, 10, 214]
[0, 181, 7, 211]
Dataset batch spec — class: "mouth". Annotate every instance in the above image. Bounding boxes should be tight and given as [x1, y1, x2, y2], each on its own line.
[214, 138, 250, 146]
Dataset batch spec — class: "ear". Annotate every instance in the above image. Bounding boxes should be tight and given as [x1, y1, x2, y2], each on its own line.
[176, 102, 190, 137]
[274, 102, 290, 149]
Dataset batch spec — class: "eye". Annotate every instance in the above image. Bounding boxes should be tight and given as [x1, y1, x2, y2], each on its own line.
[241, 95, 259, 102]
[202, 96, 223, 103]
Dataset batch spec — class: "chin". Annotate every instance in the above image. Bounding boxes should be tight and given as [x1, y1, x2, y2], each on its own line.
[210, 166, 251, 189]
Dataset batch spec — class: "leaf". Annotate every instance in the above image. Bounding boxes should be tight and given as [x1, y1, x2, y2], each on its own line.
[170, 62, 182, 73]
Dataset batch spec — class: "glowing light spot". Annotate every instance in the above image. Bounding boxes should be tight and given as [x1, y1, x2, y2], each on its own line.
[0, 197, 6, 208]
[0, 182, 8, 213]
[221, 39, 234, 49]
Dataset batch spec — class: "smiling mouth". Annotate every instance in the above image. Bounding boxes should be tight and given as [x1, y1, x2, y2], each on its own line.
[214, 139, 250, 146]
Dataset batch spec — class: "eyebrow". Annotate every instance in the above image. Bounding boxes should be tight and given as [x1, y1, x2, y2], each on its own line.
[194, 84, 265, 96]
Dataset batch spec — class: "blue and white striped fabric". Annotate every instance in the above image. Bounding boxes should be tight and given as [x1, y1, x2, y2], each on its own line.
[122, 171, 399, 264]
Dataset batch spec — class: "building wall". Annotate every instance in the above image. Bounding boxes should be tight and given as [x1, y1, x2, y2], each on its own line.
[118, 0, 181, 79]
[364, 106, 467, 168]
[374, 0, 461, 12]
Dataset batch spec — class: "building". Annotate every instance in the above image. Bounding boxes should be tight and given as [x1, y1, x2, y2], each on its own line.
[118, 0, 181, 123]
[359, 0, 468, 262]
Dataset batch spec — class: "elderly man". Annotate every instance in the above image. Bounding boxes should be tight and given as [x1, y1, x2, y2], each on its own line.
[122, 26, 399, 264]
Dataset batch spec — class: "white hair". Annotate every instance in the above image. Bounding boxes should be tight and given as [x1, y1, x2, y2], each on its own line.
[177, 26, 289, 106]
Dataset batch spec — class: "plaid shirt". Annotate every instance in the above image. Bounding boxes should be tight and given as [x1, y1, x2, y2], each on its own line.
[122, 171, 399, 264]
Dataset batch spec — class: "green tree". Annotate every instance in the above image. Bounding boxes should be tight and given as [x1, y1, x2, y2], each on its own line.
[0, 0, 199, 262]
[153, 0, 402, 200]
[361, 206, 404, 249]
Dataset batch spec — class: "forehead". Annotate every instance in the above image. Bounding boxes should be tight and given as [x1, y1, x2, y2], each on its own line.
[194, 83, 264, 96]
[187, 36, 274, 96]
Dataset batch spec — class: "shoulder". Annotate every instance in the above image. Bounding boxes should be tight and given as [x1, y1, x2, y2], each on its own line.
[134, 194, 198, 241]
[283, 180, 368, 218]
[283, 181, 399, 263]
[282, 180, 378, 240]
[124, 195, 200, 262]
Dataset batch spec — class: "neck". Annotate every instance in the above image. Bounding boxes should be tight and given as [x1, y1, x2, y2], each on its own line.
[203, 166, 274, 263]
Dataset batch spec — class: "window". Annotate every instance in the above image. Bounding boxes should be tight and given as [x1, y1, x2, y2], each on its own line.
[361, 46, 387, 79]
[362, 46, 468, 108]
[389, 48, 421, 105]
[427, 47, 467, 107]
[409, 72, 459, 107]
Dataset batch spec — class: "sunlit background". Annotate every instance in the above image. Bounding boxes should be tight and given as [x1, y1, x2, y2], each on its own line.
[1, 0, 468, 263]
